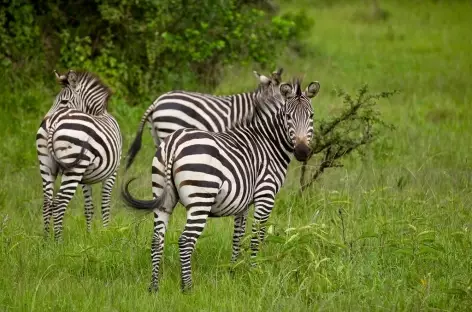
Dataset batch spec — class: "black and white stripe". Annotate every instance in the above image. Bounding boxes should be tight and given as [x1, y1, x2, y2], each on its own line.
[121, 78, 321, 293]
[36, 70, 122, 240]
[125, 68, 284, 170]
[45, 70, 110, 117]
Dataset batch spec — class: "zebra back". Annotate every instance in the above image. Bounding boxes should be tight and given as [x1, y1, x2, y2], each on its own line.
[124, 68, 285, 171]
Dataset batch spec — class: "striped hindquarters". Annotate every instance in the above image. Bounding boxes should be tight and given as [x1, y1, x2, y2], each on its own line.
[155, 128, 261, 217]
[47, 108, 122, 184]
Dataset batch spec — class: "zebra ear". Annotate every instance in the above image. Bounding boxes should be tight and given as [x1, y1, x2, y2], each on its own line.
[304, 81, 321, 98]
[54, 70, 68, 85]
[271, 68, 283, 84]
[280, 83, 294, 100]
[67, 70, 78, 88]
[253, 71, 271, 85]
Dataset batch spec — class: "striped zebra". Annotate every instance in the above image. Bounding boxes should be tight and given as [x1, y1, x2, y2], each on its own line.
[36, 70, 122, 240]
[121, 77, 321, 292]
[125, 68, 284, 170]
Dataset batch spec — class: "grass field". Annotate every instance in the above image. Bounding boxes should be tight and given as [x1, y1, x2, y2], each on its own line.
[1, 0, 472, 311]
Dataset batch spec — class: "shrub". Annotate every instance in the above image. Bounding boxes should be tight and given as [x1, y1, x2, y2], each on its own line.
[0, 0, 310, 104]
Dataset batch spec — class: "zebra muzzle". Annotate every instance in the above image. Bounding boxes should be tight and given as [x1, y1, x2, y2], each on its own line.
[294, 143, 311, 162]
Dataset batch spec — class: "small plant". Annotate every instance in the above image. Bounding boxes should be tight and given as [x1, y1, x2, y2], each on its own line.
[299, 84, 398, 192]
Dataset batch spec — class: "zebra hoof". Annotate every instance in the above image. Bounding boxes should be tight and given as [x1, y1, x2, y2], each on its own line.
[41, 234, 51, 247]
[181, 283, 193, 294]
[53, 236, 64, 244]
[148, 284, 158, 293]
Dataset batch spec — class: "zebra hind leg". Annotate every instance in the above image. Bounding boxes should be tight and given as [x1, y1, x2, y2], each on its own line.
[52, 168, 86, 241]
[41, 169, 56, 238]
[42, 185, 55, 237]
[38, 120, 57, 238]
[82, 184, 94, 232]
[147, 181, 178, 293]
[230, 209, 249, 265]
[148, 209, 171, 293]
[42, 191, 54, 238]
[178, 206, 212, 293]
[100, 172, 117, 228]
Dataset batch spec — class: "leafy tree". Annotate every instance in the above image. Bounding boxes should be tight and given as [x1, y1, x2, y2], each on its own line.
[0, 0, 310, 104]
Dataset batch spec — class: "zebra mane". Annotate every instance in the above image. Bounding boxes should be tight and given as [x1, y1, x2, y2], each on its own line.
[253, 81, 268, 94]
[229, 79, 286, 129]
[77, 71, 113, 103]
[293, 78, 303, 98]
[58, 70, 113, 112]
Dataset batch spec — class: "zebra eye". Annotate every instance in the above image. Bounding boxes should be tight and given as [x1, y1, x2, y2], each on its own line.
[309, 113, 314, 119]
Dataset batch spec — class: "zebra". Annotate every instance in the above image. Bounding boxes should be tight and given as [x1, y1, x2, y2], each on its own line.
[125, 68, 284, 170]
[36, 70, 122, 240]
[121, 77, 321, 292]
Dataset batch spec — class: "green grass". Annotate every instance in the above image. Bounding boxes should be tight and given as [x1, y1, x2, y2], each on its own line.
[1, 0, 472, 310]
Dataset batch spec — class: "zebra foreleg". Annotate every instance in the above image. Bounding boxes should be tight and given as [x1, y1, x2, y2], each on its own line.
[100, 172, 117, 228]
[52, 169, 86, 241]
[82, 184, 94, 232]
[178, 206, 212, 293]
[250, 196, 275, 267]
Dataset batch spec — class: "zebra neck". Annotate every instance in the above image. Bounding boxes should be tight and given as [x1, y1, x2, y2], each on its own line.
[51, 90, 108, 116]
[251, 111, 293, 168]
[84, 101, 108, 115]
[227, 91, 258, 125]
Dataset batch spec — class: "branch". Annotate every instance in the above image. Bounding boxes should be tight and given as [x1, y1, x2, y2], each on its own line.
[300, 147, 343, 193]
[299, 84, 398, 192]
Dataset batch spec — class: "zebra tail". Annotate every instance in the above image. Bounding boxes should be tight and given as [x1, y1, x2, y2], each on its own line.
[47, 122, 87, 170]
[121, 177, 162, 211]
[125, 105, 156, 171]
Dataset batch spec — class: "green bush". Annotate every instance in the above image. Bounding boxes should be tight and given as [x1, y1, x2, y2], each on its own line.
[1, 0, 310, 104]
[0, 0, 40, 67]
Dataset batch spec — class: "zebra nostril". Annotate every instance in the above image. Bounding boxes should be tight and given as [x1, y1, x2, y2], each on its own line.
[294, 143, 311, 162]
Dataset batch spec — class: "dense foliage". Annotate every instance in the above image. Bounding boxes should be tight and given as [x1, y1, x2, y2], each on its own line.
[1, 0, 309, 103]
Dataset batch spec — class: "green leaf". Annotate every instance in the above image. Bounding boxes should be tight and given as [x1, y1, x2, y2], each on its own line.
[356, 231, 378, 240]
[285, 233, 300, 245]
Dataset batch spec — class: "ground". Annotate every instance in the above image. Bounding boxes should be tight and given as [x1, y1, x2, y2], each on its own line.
[1, 0, 471, 311]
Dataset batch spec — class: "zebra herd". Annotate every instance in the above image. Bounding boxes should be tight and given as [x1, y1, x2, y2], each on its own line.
[36, 68, 321, 293]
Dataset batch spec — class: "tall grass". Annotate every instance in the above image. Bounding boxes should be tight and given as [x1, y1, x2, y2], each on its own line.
[1, 0, 471, 311]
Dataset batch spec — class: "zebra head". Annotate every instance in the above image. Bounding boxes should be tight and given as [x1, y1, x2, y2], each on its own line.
[279, 79, 321, 162]
[51, 69, 111, 116]
[253, 69, 286, 114]
[51, 70, 84, 112]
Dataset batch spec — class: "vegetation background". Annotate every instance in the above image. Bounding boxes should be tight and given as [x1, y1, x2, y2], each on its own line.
[1, 0, 471, 311]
